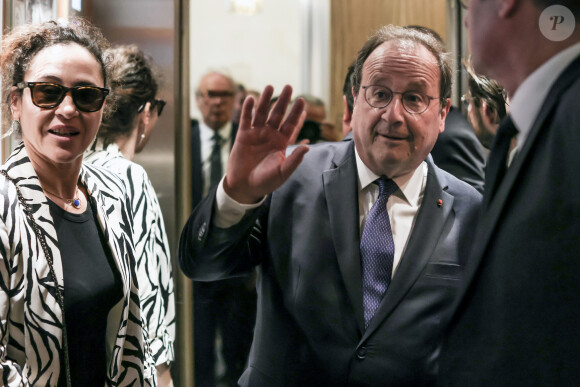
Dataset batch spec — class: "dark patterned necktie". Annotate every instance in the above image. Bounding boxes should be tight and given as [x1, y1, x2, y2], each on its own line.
[484, 115, 518, 207]
[360, 177, 398, 328]
[210, 132, 224, 188]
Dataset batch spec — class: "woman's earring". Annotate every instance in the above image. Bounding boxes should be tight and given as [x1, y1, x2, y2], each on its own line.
[2, 119, 20, 140]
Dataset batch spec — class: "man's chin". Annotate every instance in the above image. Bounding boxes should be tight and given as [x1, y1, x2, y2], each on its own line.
[208, 119, 228, 130]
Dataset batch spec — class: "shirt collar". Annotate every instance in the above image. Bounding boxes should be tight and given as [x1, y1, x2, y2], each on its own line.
[354, 144, 426, 207]
[199, 120, 232, 142]
[510, 43, 580, 148]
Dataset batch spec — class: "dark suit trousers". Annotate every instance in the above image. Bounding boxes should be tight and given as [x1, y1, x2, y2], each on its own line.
[194, 276, 257, 387]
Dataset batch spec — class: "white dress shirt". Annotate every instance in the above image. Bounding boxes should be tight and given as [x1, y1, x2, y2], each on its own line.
[355, 147, 427, 277]
[214, 144, 428, 278]
[510, 43, 580, 153]
[199, 120, 232, 197]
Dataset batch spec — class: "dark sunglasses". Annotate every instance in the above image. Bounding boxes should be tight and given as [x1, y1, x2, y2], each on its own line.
[16, 82, 109, 113]
[138, 99, 166, 116]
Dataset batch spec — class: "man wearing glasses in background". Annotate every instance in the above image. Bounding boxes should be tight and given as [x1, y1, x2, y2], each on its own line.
[190, 71, 257, 387]
[461, 57, 509, 153]
[179, 25, 481, 386]
[441, 0, 580, 385]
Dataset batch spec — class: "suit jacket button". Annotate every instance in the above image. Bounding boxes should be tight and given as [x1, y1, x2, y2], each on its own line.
[356, 346, 367, 360]
[197, 222, 207, 241]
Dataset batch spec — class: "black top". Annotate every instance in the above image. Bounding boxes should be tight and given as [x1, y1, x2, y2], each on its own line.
[48, 199, 123, 386]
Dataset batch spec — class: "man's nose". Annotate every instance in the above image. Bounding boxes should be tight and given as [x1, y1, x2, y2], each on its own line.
[380, 95, 405, 123]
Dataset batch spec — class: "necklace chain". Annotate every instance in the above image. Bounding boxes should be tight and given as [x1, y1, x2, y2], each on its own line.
[43, 186, 81, 209]
[1, 170, 72, 387]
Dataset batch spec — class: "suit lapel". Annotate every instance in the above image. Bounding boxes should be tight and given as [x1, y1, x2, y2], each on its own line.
[453, 54, 580, 313]
[322, 142, 366, 334]
[362, 158, 454, 339]
[191, 120, 203, 206]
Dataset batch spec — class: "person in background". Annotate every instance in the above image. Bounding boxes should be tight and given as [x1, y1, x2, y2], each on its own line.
[232, 83, 247, 126]
[191, 71, 257, 387]
[342, 62, 355, 139]
[461, 56, 509, 152]
[192, 71, 238, 204]
[295, 93, 339, 142]
[179, 25, 481, 386]
[295, 119, 322, 144]
[440, 0, 580, 384]
[84, 44, 176, 387]
[0, 18, 153, 385]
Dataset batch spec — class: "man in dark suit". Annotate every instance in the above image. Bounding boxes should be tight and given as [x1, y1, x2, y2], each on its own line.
[191, 71, 239, 205]
[440, 0, 580, 385]
[461, 56, 508, 152]
[342, 61, 355, 139]
[430, 106, 486, 193]
[180, 25, 481, 386]
[191, 71, 256, 387]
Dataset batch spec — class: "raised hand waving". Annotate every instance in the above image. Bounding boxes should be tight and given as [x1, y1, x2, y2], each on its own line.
[223, 85, 309, 204]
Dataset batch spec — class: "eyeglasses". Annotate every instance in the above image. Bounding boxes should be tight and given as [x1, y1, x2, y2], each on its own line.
[152, 99, 166, 116]
[138, 99, 166, 116]
[198, 90, 235, 100]
[459, 0, 469, 9]
[16, 82, 109, 112]
[361, 85, 440, 115]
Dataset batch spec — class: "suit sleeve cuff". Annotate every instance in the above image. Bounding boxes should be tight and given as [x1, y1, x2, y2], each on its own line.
[214, 176, 266, 228]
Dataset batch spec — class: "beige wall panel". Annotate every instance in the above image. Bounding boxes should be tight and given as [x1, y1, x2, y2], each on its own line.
[330, 0, 446, 138]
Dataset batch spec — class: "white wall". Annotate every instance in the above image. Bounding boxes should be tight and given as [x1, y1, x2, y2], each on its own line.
[189, 0, 329, 119]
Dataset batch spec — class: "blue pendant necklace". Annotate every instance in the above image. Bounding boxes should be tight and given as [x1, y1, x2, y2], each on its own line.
[43, 186, 82, 209]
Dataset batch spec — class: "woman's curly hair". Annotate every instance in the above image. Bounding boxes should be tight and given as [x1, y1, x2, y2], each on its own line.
[97, 44, 160, 147]
[0, 17, 112, 131]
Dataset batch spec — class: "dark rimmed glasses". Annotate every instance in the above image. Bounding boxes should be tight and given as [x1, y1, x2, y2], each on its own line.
[16, 82, 109, 113]
[138, 99, 166, 116]
[198, 90, 235, 100]
[361, 85, 441, 115]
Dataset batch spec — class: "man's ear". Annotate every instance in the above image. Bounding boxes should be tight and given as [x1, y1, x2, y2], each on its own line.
[342, 95, 352, 121]
[438, 98, 451, 133]
[342, 95, 353, 137]
[482, 101, 500, 124]
[498, 0, 519, 18]
[195, 91, 203, 108]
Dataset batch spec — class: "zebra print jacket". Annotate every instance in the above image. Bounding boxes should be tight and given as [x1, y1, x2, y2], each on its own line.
[0, 143, 154, 386]
[85, 140, 176, 366]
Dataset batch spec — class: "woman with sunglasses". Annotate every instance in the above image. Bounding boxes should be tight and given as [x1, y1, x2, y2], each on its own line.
[84, 44, 175, 387]
[0, 19, 154, 386]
